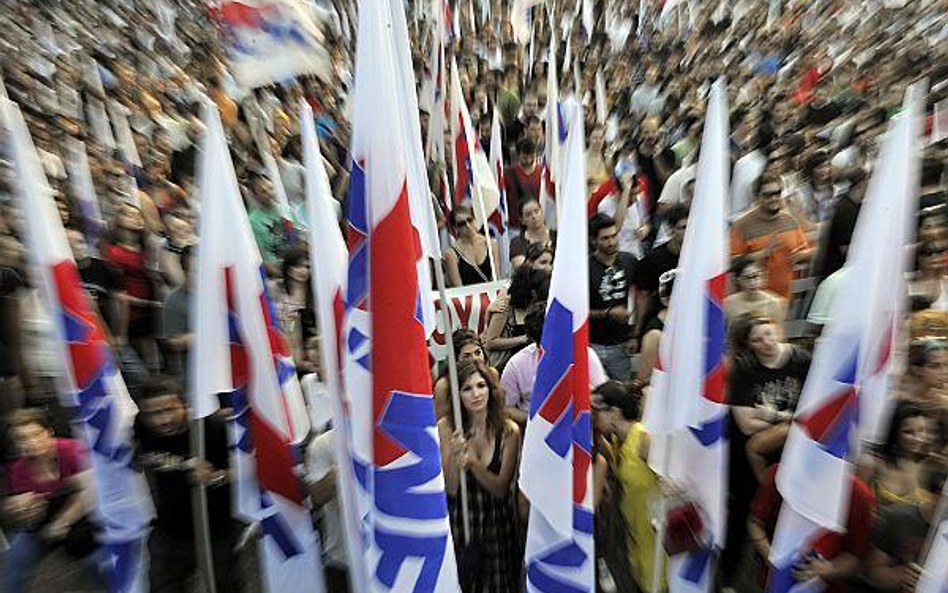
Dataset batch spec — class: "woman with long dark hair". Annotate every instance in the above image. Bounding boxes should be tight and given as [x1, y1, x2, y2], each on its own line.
[445, 205, 500, 287]
[858, 401, 938, 510]
[438, 359, 521, 593]
[483, 265, 549, 371]
[274, 247, 317, 373]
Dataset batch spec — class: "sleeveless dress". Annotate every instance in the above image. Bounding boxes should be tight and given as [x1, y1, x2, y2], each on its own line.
[615, 423, 667, 592]
[453, 245, 493, 286]
[449, 431, 522, 593]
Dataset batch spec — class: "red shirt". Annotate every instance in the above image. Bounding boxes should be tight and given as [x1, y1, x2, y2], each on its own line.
[106, 243, 152, 301]
[504, 163, 542, 228]
[7, 439, 88, 495]
[751, 465, 875, 593]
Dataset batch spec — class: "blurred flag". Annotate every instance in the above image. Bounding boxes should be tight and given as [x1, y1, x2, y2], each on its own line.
[388, 0, 441, 333]
[511, 0, 543, 44]
[109, 100, 142, 168]
[488, 107, 511, 278]
[2, 96, 154, 593]
[450, 57, 500, 276]
[191, 100, 325, 593]
[915, 479, 948, 593]
[596, 68, 607, 124]
[767, 83, 923, 593]
[423, 0, 448, 166]
[519, 98, 594, 593]
[65, 137, 105, 254]
[542, 27, 566, 228]
[301, 98, 370, 593]
[213, 0, 331, 88]
[642, 78, 731, 593]
[343, 1, 461, 591]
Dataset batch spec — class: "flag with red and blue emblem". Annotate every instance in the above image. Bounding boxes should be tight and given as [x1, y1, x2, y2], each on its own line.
[342, 1, 461, 591]
[519, 97, 594, 593]
[642, 78, 731, 593]
[2, 96, 154, 593]
[767, 83, 924, 593]
[424, 0, 448, 168]
[302, 97, 371, 593]
[191, 99, 325, 593]
[489, 106, 511, 278]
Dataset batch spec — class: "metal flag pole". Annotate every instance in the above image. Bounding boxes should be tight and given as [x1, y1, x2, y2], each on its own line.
[189, 417, 218, 593]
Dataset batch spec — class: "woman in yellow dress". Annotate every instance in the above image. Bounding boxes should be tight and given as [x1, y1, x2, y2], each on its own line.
[592, 381, 667, 592]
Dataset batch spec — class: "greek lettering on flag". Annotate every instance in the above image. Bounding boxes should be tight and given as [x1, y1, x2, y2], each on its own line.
[2, 96, 154, 593]
[768, 84, 924, 593]
[642, 78, 731, 593]
[344, 1, 461, 591]
[192, 99, 325, 593]
[519, 97, 594, 593]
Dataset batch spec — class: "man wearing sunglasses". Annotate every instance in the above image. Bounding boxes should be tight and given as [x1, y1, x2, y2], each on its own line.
[731, 170, 812, 300]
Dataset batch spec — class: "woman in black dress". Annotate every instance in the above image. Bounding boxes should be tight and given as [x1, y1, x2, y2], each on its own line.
[445, 205, 500, 287]
[438, 358, 522, 593]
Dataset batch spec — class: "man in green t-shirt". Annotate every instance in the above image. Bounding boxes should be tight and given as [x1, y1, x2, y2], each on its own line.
[247, 171, 290, 275]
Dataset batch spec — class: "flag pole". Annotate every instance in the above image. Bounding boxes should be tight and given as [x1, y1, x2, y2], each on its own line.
[918, 477, 948, 566]
[650, 432, 670, 593]
[189, 417, 218, 593]
[474, 186, 499, 281]
[431, 250, 472, 544]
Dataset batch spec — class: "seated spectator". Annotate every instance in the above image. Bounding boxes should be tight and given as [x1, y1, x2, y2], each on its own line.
[866, 459, 947, 593]
[749, 466, 875, 593]
[134, 376, 240, 593]
[3, 408, 100, 592]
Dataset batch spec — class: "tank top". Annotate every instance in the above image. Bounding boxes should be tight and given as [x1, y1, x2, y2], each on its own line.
[453, 245, 492, 285]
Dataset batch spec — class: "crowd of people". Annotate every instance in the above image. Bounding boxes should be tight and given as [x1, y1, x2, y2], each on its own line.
[0, 0, 947, 592]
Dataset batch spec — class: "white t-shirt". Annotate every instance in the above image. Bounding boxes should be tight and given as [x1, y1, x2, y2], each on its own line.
[730, 150, 766, 218]
[305, 430, 347, 568]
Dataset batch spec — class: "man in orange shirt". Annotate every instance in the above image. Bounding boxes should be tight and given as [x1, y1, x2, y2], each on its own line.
[731, 171, 812, 299]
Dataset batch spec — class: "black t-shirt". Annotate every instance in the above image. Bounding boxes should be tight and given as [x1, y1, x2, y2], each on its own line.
[818, 194, 860, 280]
[589, 252, 636, 345]
[78, 258, 122, 334]
[729, 346, 811, 412]
[634, 243, 679, 294]
[135, 416, 232, 539]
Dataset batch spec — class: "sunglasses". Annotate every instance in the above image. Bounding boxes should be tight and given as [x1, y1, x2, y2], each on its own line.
[455, 217, 474, 225]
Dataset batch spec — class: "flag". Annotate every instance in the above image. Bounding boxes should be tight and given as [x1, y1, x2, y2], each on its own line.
[511, 0, 542, 44]
[915, 481, 948, 593]
[642, 78, 730, 593]
[449, 56, 500, 278]
[768, 84, 924, 593]
[2, 96, 154, 593]
[488, 107, 511, 278]
[519, 97, 594, 593]
[543, 27, 567, 228]
[582, 0, 595, 39]
[425, 0, 449, 167]
[109, 100, 142, 168]
[595, 68, 607, 125]
[343, 0, 461, 591]
[65, 137, 105, 254]
[191, 99, 325, 593]
[388, 0, 441, 334]
[301, 99, 371, 593]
